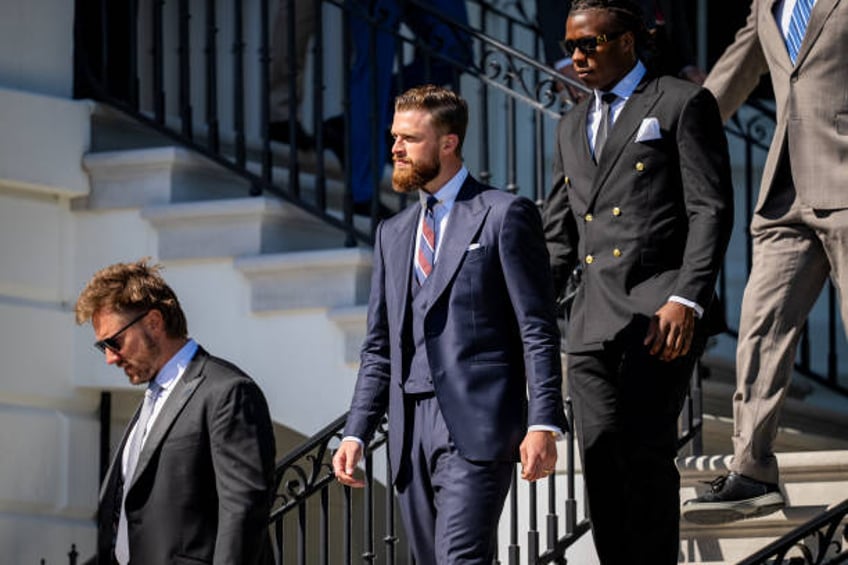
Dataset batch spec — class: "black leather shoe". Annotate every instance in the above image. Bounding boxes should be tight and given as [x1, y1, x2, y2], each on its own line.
[269, 120, 315, 150]
[682, 472, 785, 525]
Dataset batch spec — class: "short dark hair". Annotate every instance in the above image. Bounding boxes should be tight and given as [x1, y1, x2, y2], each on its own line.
[569, 0, 651, 53]
[394, 84, 469, 155]
[75, 258, 188, 338]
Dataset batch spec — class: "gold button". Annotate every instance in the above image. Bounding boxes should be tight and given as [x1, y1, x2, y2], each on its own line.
[564, 176, 570, 185]
[584, 213, 593, 222]
[635, 162, 645, 171]
[613, 248, 622, 258]
[612, 207, 621, 216]
[585, 255, 594, 264]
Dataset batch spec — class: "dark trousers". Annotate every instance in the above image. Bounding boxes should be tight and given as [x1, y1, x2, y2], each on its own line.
[567, 322, 704, 565]
[395, 395, 513, 565]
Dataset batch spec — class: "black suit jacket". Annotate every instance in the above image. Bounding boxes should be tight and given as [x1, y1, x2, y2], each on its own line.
[543, 74, 734, 352]
[344, 176, 566, 479]
[97, 347, 276, 565]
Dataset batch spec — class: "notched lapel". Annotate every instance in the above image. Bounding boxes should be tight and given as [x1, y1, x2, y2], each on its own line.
[794, 0, 839, 67]
[128, 354, 206, 488]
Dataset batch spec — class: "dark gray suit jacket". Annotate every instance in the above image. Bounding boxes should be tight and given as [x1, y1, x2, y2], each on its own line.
[344, 177, 566, 480]
[97, 347, 276, 565]
[543, 74, 734, 352]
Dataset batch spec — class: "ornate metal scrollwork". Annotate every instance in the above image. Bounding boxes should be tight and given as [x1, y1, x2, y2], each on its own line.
[738, 499, 848, 564]
[269, 413, 390, 521]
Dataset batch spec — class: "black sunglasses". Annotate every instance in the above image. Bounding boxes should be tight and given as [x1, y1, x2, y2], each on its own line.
[94, 311, 148, 354]
[560, 30, 626, 56]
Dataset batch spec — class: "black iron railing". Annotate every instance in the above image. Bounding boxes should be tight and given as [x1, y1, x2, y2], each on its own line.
[268, 400, 591, 564]
[737, 498, 848, 565]
[74, 0, 579, 245]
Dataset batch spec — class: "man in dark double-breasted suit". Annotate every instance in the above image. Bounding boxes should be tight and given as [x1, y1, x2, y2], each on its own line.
[75, 259, 276, 565]
[333, 85, 566, 565]
[542, 2, 734, 563]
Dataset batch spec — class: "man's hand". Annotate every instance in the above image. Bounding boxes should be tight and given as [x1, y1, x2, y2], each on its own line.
[332, 440, 365, 488]
[520, 430, 558, 482]
[644, 301, 695, 361]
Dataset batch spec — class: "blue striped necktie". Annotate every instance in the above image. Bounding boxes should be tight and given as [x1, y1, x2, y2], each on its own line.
[786, 0, 814, 64]
[415, 196, 438, 284]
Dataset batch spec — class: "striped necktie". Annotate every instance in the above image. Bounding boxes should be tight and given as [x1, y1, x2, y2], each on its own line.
[415, 196, 438, 284]
[786, 0, 814, 64]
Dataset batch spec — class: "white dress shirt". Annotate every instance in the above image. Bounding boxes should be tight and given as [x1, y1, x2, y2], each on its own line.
[121, 339, 199, 479]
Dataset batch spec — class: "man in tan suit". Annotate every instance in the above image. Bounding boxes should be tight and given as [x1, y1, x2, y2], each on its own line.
[682, 0, 848, 524]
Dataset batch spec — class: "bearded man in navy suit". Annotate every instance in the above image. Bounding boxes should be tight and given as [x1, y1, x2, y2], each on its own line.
[332, 84, 567, 565]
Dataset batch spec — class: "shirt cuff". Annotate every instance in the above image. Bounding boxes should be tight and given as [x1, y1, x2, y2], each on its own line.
[669, 295, 703, 318]
[528, 424, 564, 440]
[341, 436, 365, 448]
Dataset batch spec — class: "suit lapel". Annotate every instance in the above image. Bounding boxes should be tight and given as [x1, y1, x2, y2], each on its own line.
[127, 348, 207, 489]
[794, 0, 839, 67]
[577, 102, 595, 165]
[590, 78, 661, 206]
[384, 203, 419, 330]
[425, 179, 488, 307]
[763, 0, 793, 72]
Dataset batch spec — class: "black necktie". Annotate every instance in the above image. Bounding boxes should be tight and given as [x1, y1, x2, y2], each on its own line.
[595, 92, 617, 161]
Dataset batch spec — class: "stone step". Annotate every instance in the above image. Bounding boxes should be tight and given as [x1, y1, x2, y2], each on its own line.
[235, 248, 372, 313]
[141, 196, 350, 260]
[327, 305, 368, 364]
[81, 146, 250, 209]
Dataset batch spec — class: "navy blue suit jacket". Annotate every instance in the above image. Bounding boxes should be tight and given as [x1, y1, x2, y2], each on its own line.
[344, 176, 566, 480]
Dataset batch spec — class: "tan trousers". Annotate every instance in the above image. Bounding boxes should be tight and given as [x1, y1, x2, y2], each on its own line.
[269, 0, 316, 122]
[731, 173, 848, 484]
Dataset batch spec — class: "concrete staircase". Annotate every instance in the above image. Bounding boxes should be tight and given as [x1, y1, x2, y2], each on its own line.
[73, 104, 378, 440]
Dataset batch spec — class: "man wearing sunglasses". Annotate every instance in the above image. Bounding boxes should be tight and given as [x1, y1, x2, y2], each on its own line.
[542, 1, 733, 562]
[75, 259, 276, 565]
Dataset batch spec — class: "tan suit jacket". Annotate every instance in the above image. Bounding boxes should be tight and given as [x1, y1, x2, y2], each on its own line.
[704, 0, 847, 210]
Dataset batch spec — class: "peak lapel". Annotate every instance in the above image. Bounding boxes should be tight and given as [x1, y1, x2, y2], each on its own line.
[424, 179, 488, 308]
[383, 204, 419, 328]
[590, 79, 661, 204]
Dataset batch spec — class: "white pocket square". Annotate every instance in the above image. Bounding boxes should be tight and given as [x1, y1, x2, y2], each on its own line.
[467, 243, 482, 251]
[635, 117, 662, 142]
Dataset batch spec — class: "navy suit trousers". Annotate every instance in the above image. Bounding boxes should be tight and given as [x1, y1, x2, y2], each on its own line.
[395, 395, 513, 565]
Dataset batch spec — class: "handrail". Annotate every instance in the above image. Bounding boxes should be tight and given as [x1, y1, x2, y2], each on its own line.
[268, 400, 592, 564]
[737, 498, 848, 565]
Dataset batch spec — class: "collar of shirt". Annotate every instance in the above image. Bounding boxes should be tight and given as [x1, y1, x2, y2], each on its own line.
[122, 339, 198, 477]
[588, 61, 646, 148]
[416, 166, 468, 262]
[153, 338, 199, 393]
